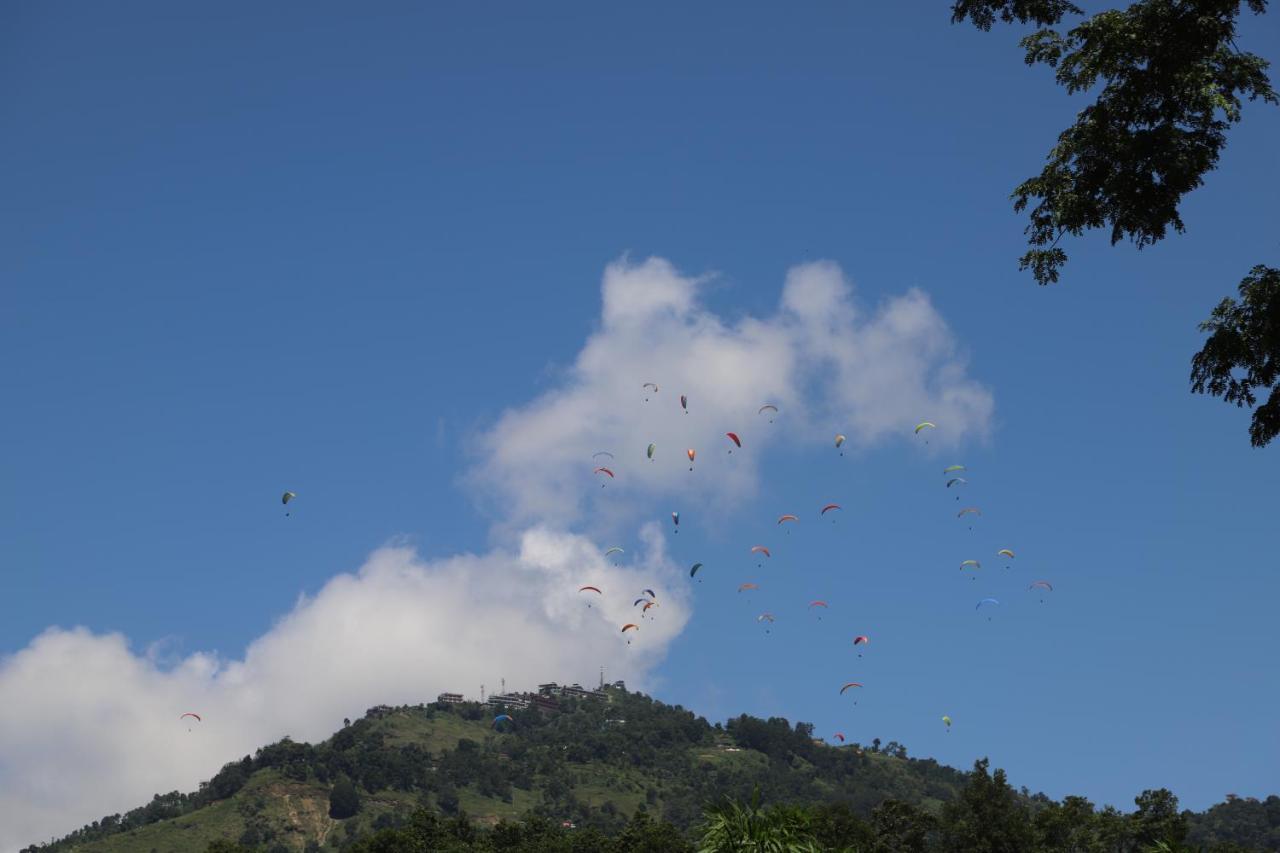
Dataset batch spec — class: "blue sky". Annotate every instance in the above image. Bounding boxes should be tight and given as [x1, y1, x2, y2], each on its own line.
[2, 1, 1278, 843]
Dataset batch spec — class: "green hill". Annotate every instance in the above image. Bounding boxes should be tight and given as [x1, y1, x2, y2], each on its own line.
[24, 685, 1278, 852]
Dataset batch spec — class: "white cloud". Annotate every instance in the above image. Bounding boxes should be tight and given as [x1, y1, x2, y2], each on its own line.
[472, 257, 993, 530]
[0, 256, 991, 850]
[0, 531, 688, 851]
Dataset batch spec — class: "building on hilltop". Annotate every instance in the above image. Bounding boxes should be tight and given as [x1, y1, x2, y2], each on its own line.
[530, 694, 560, 713]
[436, 692, 464, 705]
[485, 692, 530, 711]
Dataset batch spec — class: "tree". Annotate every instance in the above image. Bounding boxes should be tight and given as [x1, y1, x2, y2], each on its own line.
[954, 1, 1278, 448]
[953, 0, 1276, 286]
[1191, 265, 1280, 446]
[616, 810, 695, 853]
[1131, 788, 1191, 848]
[697, 791, 821, 852]
[939, 758, 1035, 851]
[870, 800, 935, 853]
[328, 777, 360, 820]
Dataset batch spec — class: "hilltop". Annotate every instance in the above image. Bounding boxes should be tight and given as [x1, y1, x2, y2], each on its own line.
[25, 684, 1278, 852]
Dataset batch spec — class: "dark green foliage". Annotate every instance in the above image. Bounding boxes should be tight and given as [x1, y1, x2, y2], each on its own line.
[957, 1, 1276, 287]
[1191, 265, 1280, 446]
[939, 759, 1035, 851]
[1131, 787, 1190, 848]
[698, 793, 827, 851]
[203, 843, 257, 853]
[24, 694, 1276, 852]
[951, 0, 1082, 29]
[870, 800, 937, 852]
[1188, 795, 1280, 850]
[328, 776, 360, 819]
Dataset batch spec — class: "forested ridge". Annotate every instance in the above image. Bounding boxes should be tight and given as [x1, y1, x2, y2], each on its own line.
[26, 686, 1277, 852]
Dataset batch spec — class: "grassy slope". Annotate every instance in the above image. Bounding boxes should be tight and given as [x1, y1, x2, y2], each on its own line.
[69, 708, 691, 852]
[68, 709, 789, 851]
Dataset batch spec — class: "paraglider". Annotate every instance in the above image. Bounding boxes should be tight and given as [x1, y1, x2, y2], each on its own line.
[282, 491, 296, 516]
[642, 382, 658, 401]
[642, 588, 656, 599]
[759, 404, 778, 423]
[621, 623, 638, 644]
[820, 503, 841, 520]
[757, 612, 775, 627]
[777, 514, 798, 525]
[959, 560, 981, 579]
[750, 545, 770, 566]
[687, 448, 696, 470]
[493, 714, 515, 731]
[835, 434, 846, 456]
[641, 601, 657, 615]
[593, 467, 614, 486]
[834, 732, 846, 743]
[839, 682, 863, 705]
[997, 549, 1015, 568]
[726, 432, 741, 452]
[738, 583, 759, 593]
[593, 451, 615, 460]
[915, 421, 935, 445]
[690, 562, 703, 581]
[943, 465, 966, 474]
[1029, 580, 1053, 603]
[647, 443, 656, 461]
[680, 394, 688, 413]
[976, 598, 999, 620]
[579, 585, 601, 607]
[942, 715, 952, 732]
[633, 597, 648, 607]
[957, 506, 981, 530]
[946, 477, 967, 499]
[671, 511, 679, 533]
[604, 546, 624, 559]
[181, 712, 201, 732]
[809, 600, 827, 621]
[853, 635, 869, 657]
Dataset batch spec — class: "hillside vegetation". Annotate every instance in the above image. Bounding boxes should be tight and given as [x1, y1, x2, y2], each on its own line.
[25, 686, 1278, 852]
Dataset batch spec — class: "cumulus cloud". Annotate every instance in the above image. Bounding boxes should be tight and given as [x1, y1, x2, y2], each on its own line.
[0, 255, 991, 850]
[0, 530, 688, 850]
[472, 257, 993, 530]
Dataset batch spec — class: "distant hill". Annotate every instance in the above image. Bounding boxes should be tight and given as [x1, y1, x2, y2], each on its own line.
[24, 684, 1278, 851]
